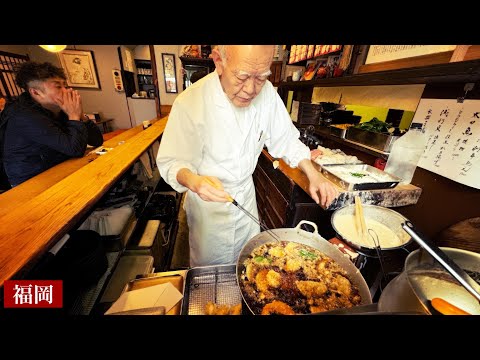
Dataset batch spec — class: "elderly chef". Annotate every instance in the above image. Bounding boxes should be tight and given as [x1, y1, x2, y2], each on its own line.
[156, 45, 338, 267]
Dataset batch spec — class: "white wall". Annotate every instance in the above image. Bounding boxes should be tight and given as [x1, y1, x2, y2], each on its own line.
[134, 45, 151, 60]
[71, 45, 133, 129]
[153, 45, 184, 105]
[127, 98, 157, 126]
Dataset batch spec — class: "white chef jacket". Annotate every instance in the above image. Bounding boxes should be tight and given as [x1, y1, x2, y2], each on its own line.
[156, 71, 310, 267]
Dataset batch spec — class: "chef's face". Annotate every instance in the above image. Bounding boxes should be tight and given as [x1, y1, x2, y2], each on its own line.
[216, 45, 273, 108]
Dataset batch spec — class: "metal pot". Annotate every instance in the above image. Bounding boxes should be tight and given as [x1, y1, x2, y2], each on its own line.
[236, 220, 372, 315]
[378, 247, 480, 314]
[331, 204, 413, 257]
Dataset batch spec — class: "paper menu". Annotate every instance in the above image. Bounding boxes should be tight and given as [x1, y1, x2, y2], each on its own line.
[413, 98, 480, 189]
[105, 282, 183, 315]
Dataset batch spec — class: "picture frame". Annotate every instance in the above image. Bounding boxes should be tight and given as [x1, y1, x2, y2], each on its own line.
[162, 53, 178, 93]
[58, 49, 101, 89]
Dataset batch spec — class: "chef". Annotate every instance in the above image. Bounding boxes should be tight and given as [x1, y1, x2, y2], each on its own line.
[156, 45, 338, 267]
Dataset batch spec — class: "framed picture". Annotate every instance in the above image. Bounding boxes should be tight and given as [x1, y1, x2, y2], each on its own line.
[162, 53, 178, 93]
[58, 49, 101, 89]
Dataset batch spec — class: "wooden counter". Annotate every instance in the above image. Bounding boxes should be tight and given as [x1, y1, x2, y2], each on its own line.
[261, 149, 422, 210]
[0, 117, 168, 287]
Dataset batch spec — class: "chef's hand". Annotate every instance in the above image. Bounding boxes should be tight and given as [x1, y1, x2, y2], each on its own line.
[308, 171, 338, 208]
[310, 148, 323, 160]
[298, 158, 338, 208]
[177, 169, 231, 202]
[55, 88, 83, 121]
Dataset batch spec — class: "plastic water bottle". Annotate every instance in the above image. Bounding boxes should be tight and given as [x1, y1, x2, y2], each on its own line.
[384, 123, 426, 184]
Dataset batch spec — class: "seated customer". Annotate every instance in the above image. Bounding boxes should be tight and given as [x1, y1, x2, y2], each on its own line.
[1, 61, 104, 187]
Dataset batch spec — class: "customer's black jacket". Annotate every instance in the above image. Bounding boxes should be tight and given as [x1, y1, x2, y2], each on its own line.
[1, 92, 103, 186]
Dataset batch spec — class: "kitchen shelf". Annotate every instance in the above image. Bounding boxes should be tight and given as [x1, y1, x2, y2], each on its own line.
[296, 124, 391, 160]
[287, 48, 342, 66]
[279, 59, 480, 89]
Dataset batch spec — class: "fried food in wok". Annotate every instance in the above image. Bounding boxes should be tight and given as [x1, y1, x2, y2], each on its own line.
[240, 241, 362, 315]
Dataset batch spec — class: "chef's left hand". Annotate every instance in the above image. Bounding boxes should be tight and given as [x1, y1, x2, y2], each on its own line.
[308, 173, 338, 208]
[298, 158, 338, 208]
[310, 148, 323, 160]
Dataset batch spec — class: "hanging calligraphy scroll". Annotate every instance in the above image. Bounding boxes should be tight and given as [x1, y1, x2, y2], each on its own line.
[414, 98, 480, 189]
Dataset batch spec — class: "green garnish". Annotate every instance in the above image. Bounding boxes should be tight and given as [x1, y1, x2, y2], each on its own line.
[299, 249, 317, 259]
[350, 172, 366, 178]
[254, 256, 271, 264]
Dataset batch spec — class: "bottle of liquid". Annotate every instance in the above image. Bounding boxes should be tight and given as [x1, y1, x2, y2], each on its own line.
[384, 123, 426, 184]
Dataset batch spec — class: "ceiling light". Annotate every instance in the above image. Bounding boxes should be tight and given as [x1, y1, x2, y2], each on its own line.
[39, 45, 67, 53]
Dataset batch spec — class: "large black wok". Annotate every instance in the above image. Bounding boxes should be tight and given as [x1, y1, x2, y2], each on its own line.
[236, 220, 372, 314]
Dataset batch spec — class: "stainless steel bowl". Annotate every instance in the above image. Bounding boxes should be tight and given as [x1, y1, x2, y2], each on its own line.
[378, 247, 480, 315]
[331, 204, 412, 252]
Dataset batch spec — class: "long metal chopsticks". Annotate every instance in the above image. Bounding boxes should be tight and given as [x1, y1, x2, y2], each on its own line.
[206, 178, 281, 241]
[226, 195, 281, 242]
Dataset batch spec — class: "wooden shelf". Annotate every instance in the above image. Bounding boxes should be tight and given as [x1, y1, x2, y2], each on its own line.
[287, 49, 343, 66]
[278, 59, 480, 89]
[180, 56, 214, 66]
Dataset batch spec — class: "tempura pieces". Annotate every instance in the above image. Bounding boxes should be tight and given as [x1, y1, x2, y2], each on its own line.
[240, 241, 362, 315]
[204, 301, 242, 315]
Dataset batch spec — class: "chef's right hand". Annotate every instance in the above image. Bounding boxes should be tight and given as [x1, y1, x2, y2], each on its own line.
[194, 176, 231, 203]
[177, 169, 232, 202]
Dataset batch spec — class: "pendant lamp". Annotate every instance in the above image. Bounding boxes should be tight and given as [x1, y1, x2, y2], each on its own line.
[39, 45, 67, 53]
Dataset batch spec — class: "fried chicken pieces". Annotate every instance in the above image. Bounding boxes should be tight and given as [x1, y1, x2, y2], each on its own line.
[204, 302, 242, 315]
[240, 241, 362, 315]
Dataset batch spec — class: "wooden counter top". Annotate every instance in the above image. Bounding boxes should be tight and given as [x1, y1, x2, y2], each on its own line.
[0, 117, 167, 287]
[261, 149, 422, 210]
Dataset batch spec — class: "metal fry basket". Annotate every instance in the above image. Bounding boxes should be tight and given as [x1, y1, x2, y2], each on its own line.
[181, 264, 243, 315]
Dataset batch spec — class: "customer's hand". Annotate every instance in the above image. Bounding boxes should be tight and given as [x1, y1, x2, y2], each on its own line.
[56, 88, 83, 121]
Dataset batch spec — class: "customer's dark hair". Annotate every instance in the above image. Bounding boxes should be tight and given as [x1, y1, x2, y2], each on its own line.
[14, 61, 66, 90]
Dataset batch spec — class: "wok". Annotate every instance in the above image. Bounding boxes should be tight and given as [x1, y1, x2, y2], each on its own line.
[236, 220, 372, 315]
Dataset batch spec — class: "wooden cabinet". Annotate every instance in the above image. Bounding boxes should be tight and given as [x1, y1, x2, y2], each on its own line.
[135, 59, 155, 95]
[269, 60, 283, 85]
[253, 162, 287, 229]
[180, 56, 215, 90]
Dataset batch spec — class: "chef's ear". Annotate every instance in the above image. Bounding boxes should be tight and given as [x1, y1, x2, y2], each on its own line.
[211, 47, 224, 75]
